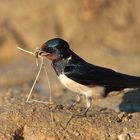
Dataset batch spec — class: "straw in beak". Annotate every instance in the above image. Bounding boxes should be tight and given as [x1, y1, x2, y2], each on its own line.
[38, 51, 50, 56]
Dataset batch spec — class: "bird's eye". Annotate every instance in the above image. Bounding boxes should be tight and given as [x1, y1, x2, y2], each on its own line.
[47, 47, 55, 53]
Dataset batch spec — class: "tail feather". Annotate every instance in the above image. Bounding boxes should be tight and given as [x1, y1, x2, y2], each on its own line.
[103, 73, 140, 97]
[103, 71, 140, 88]
[113, 73, 140, 88]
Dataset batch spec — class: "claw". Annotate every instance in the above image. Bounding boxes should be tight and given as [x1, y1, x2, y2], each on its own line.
[67, 95, 81, 110]
[74, 108, 89, 117]
[74, 96, 92, 117]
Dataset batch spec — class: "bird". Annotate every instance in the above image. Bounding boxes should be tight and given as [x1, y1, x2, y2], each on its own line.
[38, 38, 140, 115]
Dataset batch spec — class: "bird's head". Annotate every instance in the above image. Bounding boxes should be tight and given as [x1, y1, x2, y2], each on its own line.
[39, 38, 71, 61]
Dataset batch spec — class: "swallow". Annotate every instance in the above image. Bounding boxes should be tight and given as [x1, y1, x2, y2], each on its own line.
[39, 38, 140, 115]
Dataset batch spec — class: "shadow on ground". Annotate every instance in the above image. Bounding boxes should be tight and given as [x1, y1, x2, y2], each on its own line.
[119, 89, 140, 113]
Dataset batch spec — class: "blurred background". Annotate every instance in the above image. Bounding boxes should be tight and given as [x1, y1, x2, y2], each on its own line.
[0, 0, 140, 103]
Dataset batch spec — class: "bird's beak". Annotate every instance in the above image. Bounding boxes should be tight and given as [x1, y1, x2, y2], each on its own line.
[38, 51, 50, 56]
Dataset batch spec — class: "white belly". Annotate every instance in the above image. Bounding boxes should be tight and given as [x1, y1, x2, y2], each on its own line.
[58, 74, 105, 98]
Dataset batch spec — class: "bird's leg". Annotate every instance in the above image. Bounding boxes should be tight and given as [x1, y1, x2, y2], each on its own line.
[67, 94, 81, 109]
[75, 96, 92, 117]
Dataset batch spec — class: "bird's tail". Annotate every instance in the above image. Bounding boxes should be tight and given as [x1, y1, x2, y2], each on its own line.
[120, 74, 140, 88]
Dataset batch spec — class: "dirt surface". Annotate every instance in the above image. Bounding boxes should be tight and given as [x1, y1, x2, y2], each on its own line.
[0, 91, 140, 140]
[0, 0, 140, 139]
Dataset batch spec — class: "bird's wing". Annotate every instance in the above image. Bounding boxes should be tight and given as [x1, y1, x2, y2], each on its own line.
[64, 63, 140, 88]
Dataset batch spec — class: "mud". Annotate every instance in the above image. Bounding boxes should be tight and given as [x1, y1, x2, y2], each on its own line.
[0, 91, 140, 140]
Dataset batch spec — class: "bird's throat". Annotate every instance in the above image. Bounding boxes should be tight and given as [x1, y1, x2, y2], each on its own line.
[46, 53, 57, 60]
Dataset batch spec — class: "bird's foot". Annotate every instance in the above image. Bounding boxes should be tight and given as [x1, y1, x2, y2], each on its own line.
[73, 107, 89, 117]
[66, 100, 78, 110]
[67, 95, 81, 110]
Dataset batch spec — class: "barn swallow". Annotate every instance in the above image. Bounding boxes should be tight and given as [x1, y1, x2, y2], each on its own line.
[39, 38, 140, 115]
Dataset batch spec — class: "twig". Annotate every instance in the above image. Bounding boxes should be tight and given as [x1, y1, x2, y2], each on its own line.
[17, 47, 52, 103]
[17, 47, 34, 55]
[42, 58, 54, 123]
[17, 47, 42, 67]
[17, 46, 41, 102]
[17, 46, 54, 123]
[26, 57, 43, 102]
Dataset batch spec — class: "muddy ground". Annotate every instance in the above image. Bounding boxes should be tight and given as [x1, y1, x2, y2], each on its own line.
[0, 0, 140, 139]
[0, 91, 140, 140]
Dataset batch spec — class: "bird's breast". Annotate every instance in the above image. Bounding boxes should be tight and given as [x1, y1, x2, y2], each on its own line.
[58, 74, 105, 98]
